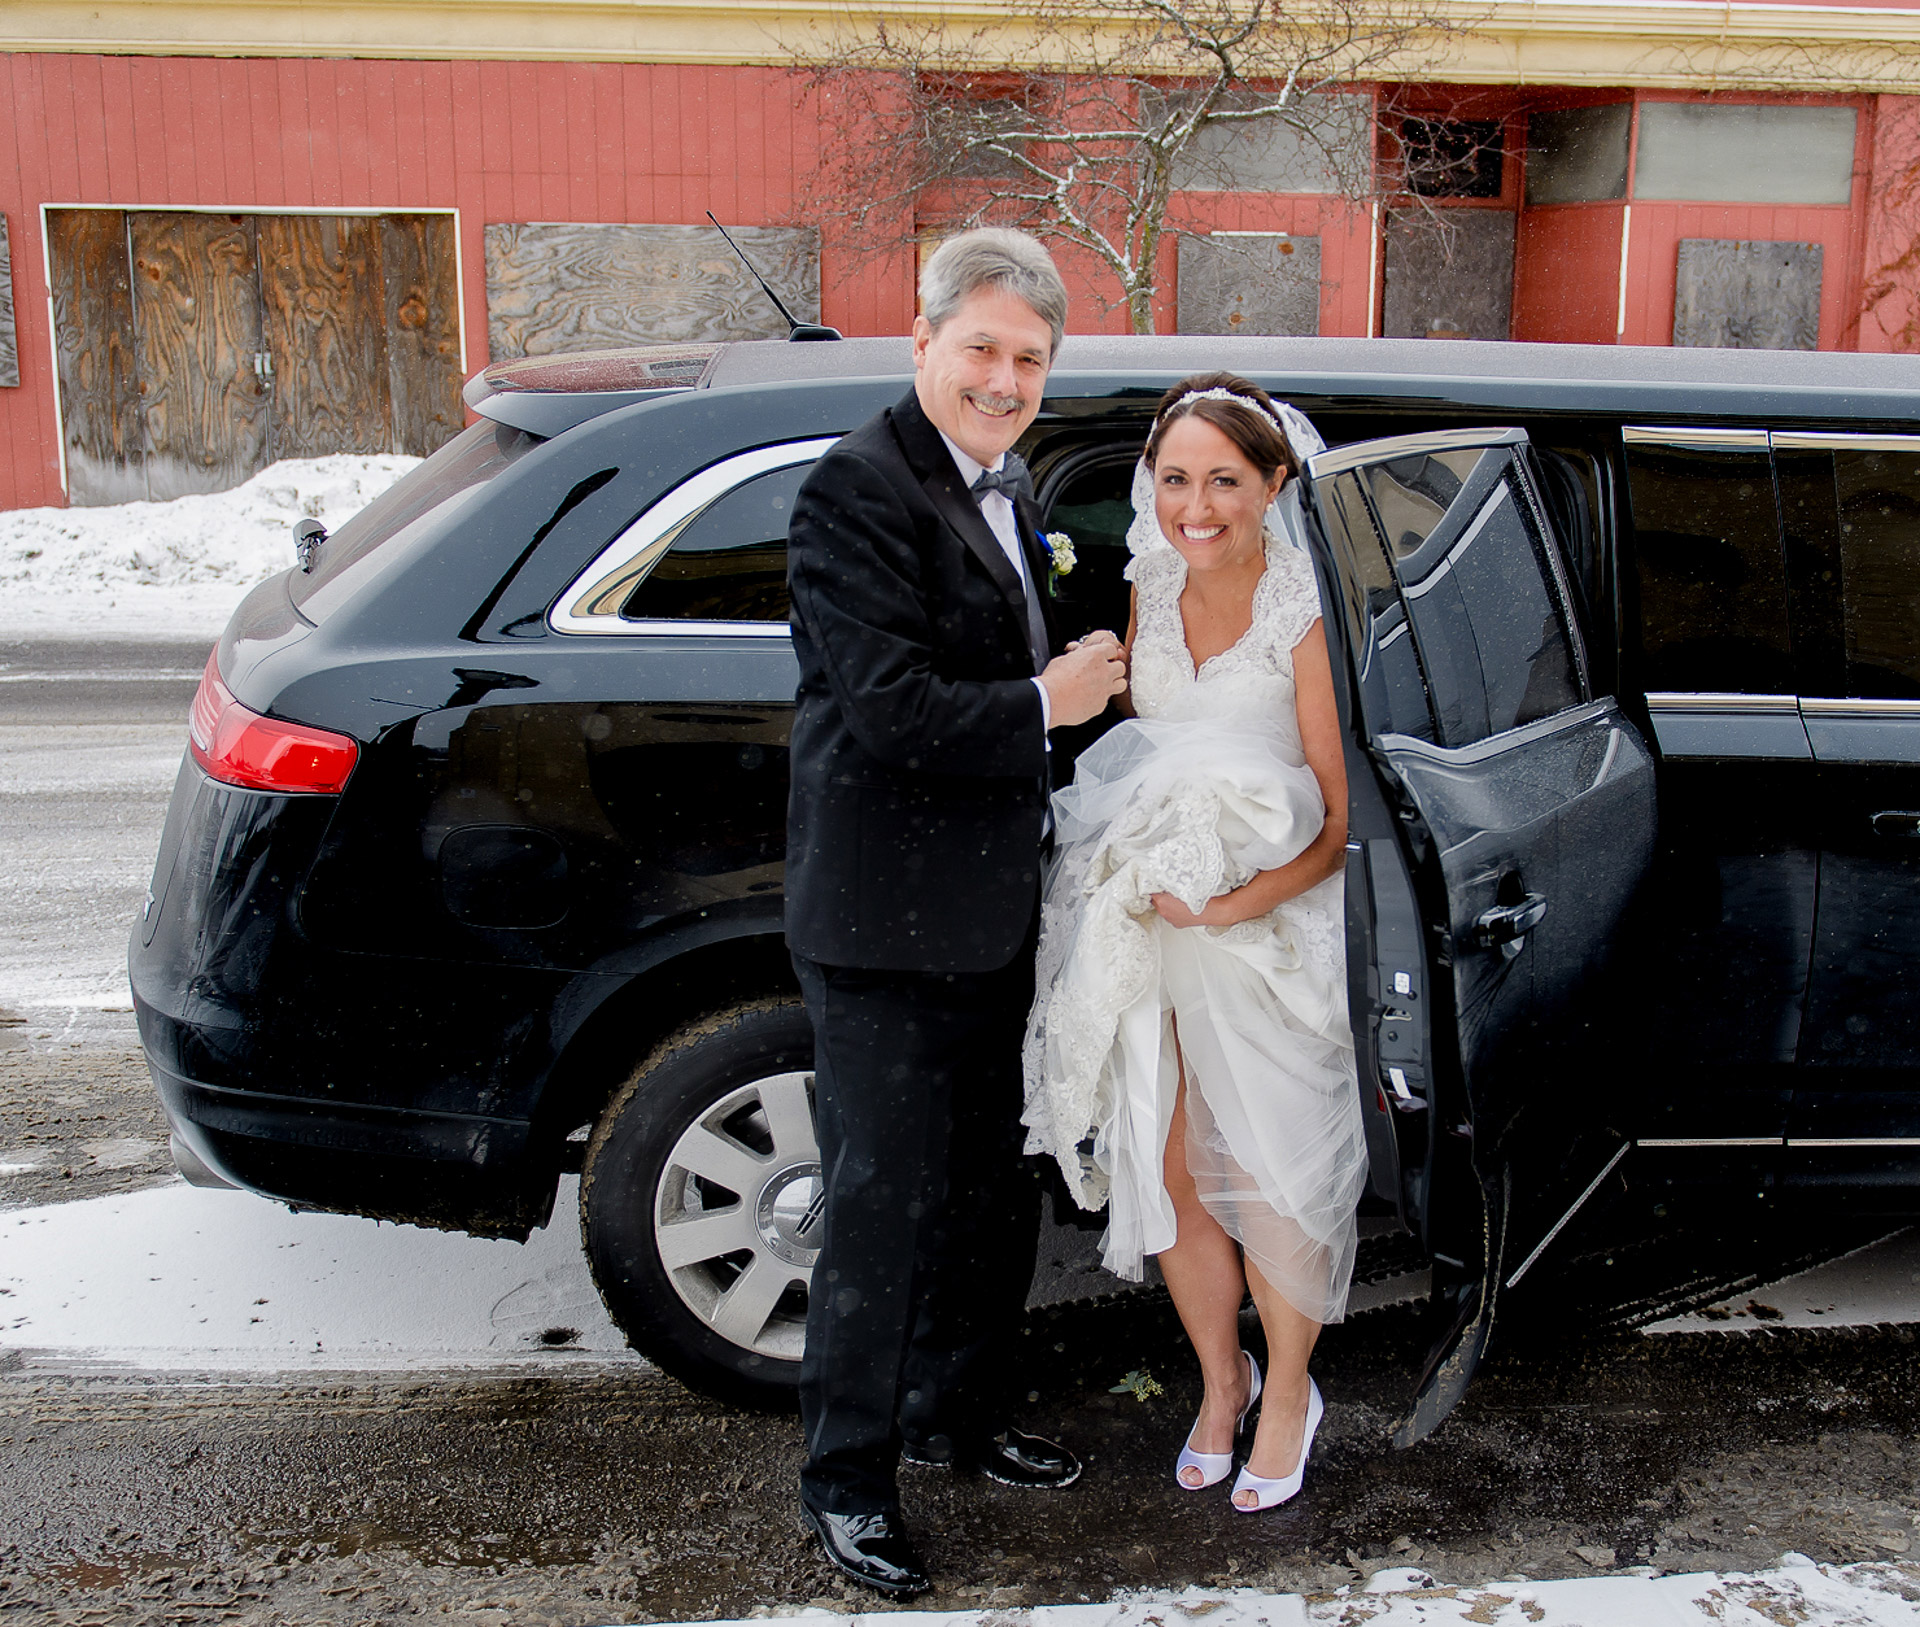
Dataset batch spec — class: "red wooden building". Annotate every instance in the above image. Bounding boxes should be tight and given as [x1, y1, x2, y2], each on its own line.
[1, 0, 1916, 510]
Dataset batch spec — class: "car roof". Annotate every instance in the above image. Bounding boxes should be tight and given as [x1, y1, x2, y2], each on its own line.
[704, 334, 1920, 422]
[469, 335, 1920, 436]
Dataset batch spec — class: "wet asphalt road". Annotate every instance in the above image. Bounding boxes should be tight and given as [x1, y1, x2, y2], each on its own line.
[3, 1290, 1919, 1625]
[0, 638, 206, 1209]
[2, 637, 1918, 1625]
[0, 637, 212, 726]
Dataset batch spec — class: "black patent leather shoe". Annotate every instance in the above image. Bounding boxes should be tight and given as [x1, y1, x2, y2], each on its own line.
[799, 1501, 931, 1597]
[905, 1427, 1081, 1489]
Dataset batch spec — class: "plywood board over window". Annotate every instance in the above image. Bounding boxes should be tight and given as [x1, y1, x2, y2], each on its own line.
[1177, 234, 1321, 336]
[129, 211, 270, 497]
[1384, 210, 1516, 341]
[1673, 239, 1822, 350]
[0, 215, 18, 390]
[484, 222, 821, 359]
[48, 209, 464, 506]
[258, 215, 393, 460]
[48, 210, 145, 504]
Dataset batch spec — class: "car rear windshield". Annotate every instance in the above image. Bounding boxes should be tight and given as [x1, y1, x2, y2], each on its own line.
[288, 420, 543, 620]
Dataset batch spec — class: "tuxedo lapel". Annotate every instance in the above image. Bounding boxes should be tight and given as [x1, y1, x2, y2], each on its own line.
[888, 392, 1030, 619]
[1015, 493, 1061, 654]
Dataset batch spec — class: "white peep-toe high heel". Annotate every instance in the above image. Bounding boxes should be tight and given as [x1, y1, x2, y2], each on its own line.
[1231, 1376, 1323, 1513]
[1175, 1349, 1262, 1491]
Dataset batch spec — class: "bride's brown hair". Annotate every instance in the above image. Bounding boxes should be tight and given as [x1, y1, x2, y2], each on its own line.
[1143, 372, 1299, 487]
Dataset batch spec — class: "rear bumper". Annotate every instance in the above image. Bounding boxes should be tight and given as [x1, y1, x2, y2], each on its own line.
[138, 1006, 554, 1239]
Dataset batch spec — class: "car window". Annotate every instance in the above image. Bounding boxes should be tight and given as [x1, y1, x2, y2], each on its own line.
[289, 420, 542, 620]
[621, 462, 804, 624]
[1529, 446, 1606, 635]
[1830, 448, 1920, 699]
[1623, 437, 1791, 694]
[1326, 468, 1440, 743]
[1358, 448, 1483, 560]
[1392, 457, 1584, 745]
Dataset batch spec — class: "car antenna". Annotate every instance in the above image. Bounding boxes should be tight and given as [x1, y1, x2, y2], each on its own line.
[705, 212, 842, 342]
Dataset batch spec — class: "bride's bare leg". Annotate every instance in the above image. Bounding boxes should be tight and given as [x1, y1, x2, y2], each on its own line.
[1158, 1046, 1252, 1484]
[1236, 1255, 1322, 1502]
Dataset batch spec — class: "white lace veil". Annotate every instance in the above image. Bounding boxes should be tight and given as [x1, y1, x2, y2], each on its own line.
[1124, 389, 1327, 561]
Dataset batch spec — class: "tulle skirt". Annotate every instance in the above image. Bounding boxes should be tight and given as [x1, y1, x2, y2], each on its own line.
[1022, 715, 1368, 1324]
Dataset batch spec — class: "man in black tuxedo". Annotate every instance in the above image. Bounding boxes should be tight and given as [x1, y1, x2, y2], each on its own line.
[785, 229, 1127, 1596]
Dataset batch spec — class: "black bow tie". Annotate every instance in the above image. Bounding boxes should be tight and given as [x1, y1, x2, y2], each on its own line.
[970, 455, 1030, 504]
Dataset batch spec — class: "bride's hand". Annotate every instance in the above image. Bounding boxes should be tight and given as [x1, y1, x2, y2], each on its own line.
[1150, 892, 1238, 929]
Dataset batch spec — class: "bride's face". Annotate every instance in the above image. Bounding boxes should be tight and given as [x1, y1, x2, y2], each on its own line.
[1151, 416, 1283, 576]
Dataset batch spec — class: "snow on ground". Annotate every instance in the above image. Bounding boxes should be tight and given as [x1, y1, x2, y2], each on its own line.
[732, 1569, 1920, 1626]
[0, 1174, 1125, 1370]
[0, 1174, 636, 1370]
[1647, 1226, 1920, 1332]
[0, 455, 420, 639]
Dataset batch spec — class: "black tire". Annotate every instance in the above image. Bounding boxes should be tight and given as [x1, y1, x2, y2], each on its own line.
[580, 996, 818, 1409]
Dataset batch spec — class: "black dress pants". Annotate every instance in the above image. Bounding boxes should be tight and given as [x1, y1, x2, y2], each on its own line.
[792, 926, 1043, 1516]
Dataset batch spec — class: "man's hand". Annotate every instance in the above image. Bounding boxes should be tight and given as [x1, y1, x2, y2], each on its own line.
[1040, 630, 1127, 729]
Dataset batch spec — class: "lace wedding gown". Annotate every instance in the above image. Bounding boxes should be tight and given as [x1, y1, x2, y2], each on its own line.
[1021, 533, 1367, 1324]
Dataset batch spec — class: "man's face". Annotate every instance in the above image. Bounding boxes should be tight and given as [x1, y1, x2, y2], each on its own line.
[912, 286, 1055, 467]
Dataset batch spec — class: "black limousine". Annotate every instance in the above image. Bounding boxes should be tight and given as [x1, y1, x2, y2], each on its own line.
[132, 335, 1920, 1435]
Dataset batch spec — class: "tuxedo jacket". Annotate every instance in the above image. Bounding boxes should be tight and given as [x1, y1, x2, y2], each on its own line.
[785, 389, 1063, 974]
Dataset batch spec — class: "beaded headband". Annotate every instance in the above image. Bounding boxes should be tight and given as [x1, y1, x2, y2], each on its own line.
[1159, 386, 1289, 439]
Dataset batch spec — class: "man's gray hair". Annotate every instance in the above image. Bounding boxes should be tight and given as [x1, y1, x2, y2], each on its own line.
[920, 229, 1068, 355]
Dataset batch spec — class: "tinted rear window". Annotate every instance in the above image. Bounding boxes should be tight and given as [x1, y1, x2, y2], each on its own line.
[1833, 448, 1920, 698]
[622, 462, 805, 623]
[1624, 441, 1790, 694]
[288, 421, 542, 620]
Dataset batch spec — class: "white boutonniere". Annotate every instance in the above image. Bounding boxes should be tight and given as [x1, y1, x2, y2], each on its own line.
[1044, 531, 1076, 595]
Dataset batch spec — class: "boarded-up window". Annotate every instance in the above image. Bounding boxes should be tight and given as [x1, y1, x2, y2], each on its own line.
[1382, 211, 1515, 341]
[1176, 234, 1320, 335]
[1166, 92, 1371, 194]
[48, 208, 464, 505]
[1635, 104, 1856, 205]
[0, 214, 17, 389]
[484, 223, 820, 359]
[1673, 239, 1822, 351]
[1525, 104, 1631, 205]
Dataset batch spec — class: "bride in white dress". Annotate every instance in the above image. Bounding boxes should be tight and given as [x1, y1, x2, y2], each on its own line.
[1022, 373, 1366, 1512]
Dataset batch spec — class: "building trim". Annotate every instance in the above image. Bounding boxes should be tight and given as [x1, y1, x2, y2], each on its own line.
[6, 1, 1920, 91]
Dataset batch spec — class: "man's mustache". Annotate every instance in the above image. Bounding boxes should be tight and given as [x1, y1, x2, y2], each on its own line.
[964, 391, 1025, 414]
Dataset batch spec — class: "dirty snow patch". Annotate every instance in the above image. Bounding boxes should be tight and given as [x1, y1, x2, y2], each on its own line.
[1646, 1227, 1920, 1333]
[0, 455, 419, 639]
[732, 1568, 1920, 1625]
[0, 1173, 640, 1370]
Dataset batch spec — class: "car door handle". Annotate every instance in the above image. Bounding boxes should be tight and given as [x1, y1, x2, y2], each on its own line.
[1871, 810, 1920, 839]
[1473, 893, 1548, 949]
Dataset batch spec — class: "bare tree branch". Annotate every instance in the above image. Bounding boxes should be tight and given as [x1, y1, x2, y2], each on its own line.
[788, 0, 1478, 331]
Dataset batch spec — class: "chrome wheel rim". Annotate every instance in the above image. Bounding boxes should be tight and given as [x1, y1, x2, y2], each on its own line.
[653, 1069, 819, 1362]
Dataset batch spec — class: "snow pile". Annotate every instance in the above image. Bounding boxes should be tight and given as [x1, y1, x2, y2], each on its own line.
[0, 455, 420, 639]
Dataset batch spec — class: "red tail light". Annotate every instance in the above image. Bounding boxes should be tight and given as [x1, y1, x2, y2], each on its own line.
[188, 652, 359, 795]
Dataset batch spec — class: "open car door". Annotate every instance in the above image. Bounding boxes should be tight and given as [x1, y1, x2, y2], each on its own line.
[1303, 428, 1658, 1444]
